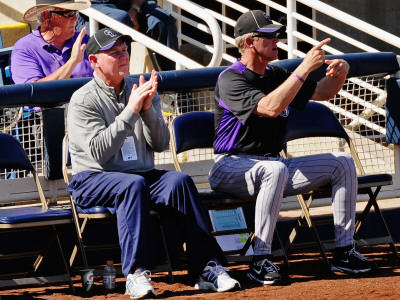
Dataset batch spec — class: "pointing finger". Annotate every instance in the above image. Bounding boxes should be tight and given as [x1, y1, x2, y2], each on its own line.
[312, 38, 331, 51]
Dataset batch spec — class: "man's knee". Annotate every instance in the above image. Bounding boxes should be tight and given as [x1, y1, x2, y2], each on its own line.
[117, 174, 148, 194]
[110, 10, 132, 25]
[333, 152, 356, 172]
[166, 171, 194, 186]
[94, 5, 132, 25]
[259, 161, 289, 182]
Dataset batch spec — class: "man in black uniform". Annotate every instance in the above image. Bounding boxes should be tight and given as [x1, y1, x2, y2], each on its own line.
[209, 10, 376, 285]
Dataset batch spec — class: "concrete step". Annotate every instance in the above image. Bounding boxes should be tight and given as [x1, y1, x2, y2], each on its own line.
[0, 21, 30, 48]
[0, 0, 33, 47]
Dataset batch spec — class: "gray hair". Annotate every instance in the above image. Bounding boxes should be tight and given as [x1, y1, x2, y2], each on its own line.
[36, 8, 54, 23]
[235, 32, 259, 54]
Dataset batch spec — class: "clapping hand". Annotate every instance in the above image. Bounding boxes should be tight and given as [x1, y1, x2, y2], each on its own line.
[127, 70, 158, 113]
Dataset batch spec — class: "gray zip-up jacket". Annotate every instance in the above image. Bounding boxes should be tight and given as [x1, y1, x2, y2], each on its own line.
[67, 72, 169, 175]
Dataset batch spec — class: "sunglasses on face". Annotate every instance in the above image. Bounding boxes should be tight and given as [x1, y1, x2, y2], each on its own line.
[253, 32, 281, 39]
[50, 10, 78, 18]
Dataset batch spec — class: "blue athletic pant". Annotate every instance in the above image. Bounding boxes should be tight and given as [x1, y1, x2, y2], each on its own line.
[67, 169, 226, 279]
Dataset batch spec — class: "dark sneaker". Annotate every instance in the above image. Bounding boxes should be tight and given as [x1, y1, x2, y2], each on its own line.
[331, 245, 376, 274]
[247, 257, 282, 285]
[194, 260, 241, 292]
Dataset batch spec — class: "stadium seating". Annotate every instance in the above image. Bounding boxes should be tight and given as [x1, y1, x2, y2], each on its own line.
[62, 133, 174, 281]
[0, 133, 75, 290]
[282, 102, 399, 264]
[169, 111, 289, 264]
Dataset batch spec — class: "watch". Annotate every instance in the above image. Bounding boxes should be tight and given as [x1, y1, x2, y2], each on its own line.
[131, 4, 141, 13]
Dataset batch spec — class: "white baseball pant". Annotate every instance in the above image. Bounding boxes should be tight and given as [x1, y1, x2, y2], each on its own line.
[208, 152, 357, 255]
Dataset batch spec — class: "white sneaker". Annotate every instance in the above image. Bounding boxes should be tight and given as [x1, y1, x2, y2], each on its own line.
[194, 260, 241, 292]
[125, 270, 157, 299]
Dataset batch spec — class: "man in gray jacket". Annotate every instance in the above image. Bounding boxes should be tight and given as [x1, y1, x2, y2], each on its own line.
[67, 28, 240, 299]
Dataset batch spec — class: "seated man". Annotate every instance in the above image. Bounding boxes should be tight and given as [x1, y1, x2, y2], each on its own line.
[209, 10, 376, 285]
[11, 0, 93, 84]
[67, 27, 240, 299]
[76, 0, 179, 70]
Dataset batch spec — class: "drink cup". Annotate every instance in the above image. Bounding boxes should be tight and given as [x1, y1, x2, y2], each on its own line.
[80, 269, 95, 292]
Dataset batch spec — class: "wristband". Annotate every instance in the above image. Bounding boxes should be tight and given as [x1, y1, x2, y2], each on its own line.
[292, 72, 305, 83]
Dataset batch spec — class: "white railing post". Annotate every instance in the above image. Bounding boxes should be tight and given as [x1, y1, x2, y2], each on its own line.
[167, 0, 223, 67]
[264, 3, 270, 16]
[83, 0, 223, 69]
[164, 1, 183, 70]
[311, 7, 316, 40]
[80, 7, 203, 69]
[286, 0, 297, 59]
[163, 0, 172, 12]
[222, 4, 227, 54]
[89, 16, 99, 36]
[176, 5, 183, 70]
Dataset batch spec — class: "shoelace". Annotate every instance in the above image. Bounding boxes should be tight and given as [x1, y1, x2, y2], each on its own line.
[132, 270, 152, 286]
[205, 262, 231, 279]
[349, 248, 367, 261]
[257, 259, 280, 273]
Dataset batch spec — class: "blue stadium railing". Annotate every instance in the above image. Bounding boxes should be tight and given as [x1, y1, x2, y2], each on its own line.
[0, 52, 399, 181]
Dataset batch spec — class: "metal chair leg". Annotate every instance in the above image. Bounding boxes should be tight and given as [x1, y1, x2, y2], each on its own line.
[154, 212, 174, 283]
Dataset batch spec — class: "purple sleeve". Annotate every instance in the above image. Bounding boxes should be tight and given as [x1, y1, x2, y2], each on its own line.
[11, 32, 93, 84]
[11, 41, 47, 84]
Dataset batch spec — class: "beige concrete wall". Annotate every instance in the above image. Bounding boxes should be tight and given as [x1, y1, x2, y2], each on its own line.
[0, 0, 35, 22]
[0, 22, 30, 47]
[0, 1, 35, 47]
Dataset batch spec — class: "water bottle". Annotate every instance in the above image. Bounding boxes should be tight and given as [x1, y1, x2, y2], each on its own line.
[103, 260, 116, 290]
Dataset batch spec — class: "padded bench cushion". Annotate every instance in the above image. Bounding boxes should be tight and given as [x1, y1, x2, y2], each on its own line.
[198, 187, 255, 209]
[357, 174, 392, 187]
[0, 206, 71, 224]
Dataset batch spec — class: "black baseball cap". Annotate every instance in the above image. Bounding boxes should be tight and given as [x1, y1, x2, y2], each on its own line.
[234, 10, 285, 37]
[86, 28, 132, 55]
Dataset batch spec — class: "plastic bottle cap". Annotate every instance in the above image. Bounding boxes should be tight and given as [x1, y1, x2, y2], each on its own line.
[106, 260, 114, 265]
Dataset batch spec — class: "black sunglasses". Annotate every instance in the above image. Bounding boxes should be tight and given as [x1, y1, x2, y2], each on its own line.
[50, 10, 78, 18]
[253, 32, 281, 39]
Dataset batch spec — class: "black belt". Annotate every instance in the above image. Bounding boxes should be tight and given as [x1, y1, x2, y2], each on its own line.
[228, 152, 281, 158]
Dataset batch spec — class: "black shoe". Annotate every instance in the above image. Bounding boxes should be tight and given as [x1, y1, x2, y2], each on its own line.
[331, 245, 376, 274]
[247, 257, 282, 285]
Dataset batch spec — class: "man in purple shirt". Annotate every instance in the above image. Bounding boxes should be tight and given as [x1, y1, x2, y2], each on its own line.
[11, 0, 93, 84]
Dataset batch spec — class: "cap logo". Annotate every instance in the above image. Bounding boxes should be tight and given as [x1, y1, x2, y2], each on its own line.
[262, 12, 271, 22]
[103, 29, 117, 38]
[279, 107, 289, 118]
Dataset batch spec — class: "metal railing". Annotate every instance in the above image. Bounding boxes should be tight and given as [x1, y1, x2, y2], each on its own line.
[188, 0, 400, 61]
[79, 0, 224, 69]
[164, 0, 399, 177]
[81, 1, 400, 69]
[0, 67, 399, 208]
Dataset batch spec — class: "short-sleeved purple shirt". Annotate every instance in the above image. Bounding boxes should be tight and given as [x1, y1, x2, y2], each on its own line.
[11, 27, 93, 84]
[214, 60, 317, 155]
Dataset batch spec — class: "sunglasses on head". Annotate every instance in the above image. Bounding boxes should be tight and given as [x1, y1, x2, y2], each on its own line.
[253, 32, 281, 39]
[50, 10, 78, 18]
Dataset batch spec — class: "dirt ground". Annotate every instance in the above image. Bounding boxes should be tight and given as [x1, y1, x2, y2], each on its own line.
[1, 244, 399, 300]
